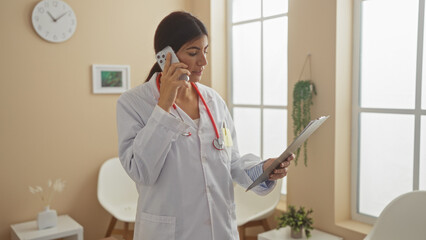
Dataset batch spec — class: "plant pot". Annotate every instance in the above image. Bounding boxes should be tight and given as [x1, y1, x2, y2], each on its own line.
[37, 206, 57, 230]
[291, 227, 303, 239]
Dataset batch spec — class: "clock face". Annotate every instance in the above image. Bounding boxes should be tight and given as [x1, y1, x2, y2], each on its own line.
[31, 0, 77, 43]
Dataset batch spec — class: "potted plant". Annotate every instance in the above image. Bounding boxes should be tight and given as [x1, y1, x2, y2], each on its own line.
[277, 205, 314, 239]
[292, 80, 316, 166]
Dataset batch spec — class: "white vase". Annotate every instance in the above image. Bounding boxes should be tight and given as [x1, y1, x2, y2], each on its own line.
[37, 206, 57, 230]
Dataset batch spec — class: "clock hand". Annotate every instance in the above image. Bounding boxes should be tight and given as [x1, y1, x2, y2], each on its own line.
[55, 11, 69, 22]
[47, 11, 56, 22]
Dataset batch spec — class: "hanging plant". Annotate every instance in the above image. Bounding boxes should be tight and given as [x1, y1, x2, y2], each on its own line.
[291, 54, 317, 167]
[292, 80, 316, 166]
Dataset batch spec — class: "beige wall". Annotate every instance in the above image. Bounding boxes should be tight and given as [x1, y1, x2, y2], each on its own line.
[1, 0, 371, 240]
[287, 0, 369, 239]
[0, 0, 191, 239]
[187, 0, 228, 99]
[287, 0, 338, 235]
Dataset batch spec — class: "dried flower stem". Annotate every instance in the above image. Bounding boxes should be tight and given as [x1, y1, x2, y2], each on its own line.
[29, 178, 66, 208]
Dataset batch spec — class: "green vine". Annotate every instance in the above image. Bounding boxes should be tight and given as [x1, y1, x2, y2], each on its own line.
[292, 80, 316, 166]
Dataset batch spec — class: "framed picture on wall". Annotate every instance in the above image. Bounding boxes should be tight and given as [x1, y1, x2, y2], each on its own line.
[92, 64, 130, 94]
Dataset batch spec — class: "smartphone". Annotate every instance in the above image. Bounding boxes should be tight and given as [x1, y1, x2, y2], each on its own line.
[156, 46, 189, 81]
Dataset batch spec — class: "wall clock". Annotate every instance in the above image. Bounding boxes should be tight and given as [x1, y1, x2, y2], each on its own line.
[31, 0, 77, 43]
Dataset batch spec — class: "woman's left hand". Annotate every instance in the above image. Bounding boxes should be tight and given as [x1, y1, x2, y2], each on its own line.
[262, 154, 295, 181]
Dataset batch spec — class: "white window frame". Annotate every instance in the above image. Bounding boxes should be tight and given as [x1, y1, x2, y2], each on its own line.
[352, 0, 426, 224]
[227, 0, 288, 194]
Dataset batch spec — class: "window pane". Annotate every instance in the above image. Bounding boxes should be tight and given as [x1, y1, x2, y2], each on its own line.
[420, 116, 426, 189]
[232, 22, 261, 105]
[263, 17, 288, 106]
[423, 60, 426, 109]
[359, 113, 414, 217]
[263, 109, 287, 159]
[264, 109, 288, 195]
[233, 108, 260, 156]
[232, 0, 261, 23]
[263, 0, 288, 17]
[423, 1, 426, 110]
[360, 0, 418, 109]
[281, 176, 287, 195]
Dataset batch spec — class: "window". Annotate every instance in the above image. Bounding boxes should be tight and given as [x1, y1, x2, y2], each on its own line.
[352, 0, 426, 224]
[229, 0, 289, 194]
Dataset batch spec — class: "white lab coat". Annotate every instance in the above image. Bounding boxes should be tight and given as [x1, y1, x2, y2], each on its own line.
[116, 73, 276, 240]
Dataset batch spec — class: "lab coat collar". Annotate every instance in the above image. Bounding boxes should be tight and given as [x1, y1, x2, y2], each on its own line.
[148, 72, 214, 104]
[148, 72, 160, 102]
[192, 82, 214, 104]
[148, 73, 212, 129]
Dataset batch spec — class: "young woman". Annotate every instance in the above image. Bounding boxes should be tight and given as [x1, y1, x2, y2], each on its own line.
[116, 11, 293, 240]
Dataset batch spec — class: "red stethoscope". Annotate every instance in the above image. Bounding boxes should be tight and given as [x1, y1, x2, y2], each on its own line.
[156, 73, 224, 150]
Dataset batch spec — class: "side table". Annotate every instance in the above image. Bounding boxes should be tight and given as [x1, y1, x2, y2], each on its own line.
[258, 227, 342, 240]
[11, 215, 83, 240]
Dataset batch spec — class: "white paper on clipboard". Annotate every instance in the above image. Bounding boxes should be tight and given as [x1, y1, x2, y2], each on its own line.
[246, 115, 329, 192]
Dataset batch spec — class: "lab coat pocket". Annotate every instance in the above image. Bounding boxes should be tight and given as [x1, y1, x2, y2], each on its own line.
[135, 211, 176, 240]
[225, 146, 232, 160]
[219, 147, 232, 170]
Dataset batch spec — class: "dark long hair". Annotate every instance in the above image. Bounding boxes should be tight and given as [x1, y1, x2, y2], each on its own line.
[144, 11, 208, 82]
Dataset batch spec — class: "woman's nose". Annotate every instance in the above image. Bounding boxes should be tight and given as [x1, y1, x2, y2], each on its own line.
[197, 53, 208, 66]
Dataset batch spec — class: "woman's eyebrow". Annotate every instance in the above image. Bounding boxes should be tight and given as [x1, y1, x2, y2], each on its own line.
[185, 46, 201, 51]
[185, 45, 209, 51]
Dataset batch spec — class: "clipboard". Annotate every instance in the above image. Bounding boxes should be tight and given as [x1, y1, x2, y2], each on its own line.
[246, 115, 329, 192]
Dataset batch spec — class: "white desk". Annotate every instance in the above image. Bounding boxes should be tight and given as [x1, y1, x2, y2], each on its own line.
[11, 215, 83, 240]
[258, 227, 342, 240]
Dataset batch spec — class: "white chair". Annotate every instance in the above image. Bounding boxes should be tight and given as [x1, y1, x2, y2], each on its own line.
[97, 157, 138, 239]
[364, 190, 426, 240]
[234, 180, 282, 240]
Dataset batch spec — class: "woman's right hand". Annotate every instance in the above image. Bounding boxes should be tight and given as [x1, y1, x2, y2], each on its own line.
[157, 53, 191, 112]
